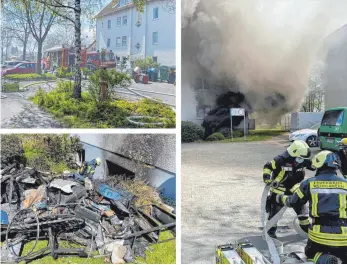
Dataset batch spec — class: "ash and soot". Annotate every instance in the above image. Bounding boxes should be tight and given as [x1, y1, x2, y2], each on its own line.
[182, 0, 343, 132]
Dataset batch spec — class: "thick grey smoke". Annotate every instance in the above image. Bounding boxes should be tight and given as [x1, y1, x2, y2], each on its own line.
[182, 0, 335, 122]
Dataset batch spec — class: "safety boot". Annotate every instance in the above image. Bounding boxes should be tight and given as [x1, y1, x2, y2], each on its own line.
[317, 254, 339, 264]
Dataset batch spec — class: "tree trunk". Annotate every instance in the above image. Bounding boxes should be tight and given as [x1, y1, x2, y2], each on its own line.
[73, 0, 82, 99]
[36, 40, 43, 74]
[22, 38, 27, 61]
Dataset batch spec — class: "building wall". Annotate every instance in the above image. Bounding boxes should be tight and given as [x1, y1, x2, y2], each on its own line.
[76, 134, 176, 200]
[96, 0, 175, 66]
[324, 24, 347, 109]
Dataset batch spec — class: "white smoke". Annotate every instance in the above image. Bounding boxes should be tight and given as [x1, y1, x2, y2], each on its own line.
[182, 0, 339, 122]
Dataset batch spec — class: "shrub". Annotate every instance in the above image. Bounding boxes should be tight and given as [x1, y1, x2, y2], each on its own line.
[134, 57, 160, 70]
[30, 81, 175, 128]
[182, 121, 204, 143]
[88, 68, 132, 102]
[21, 134, 82, 172]
[1, 135, 26, 166]
[206, 132, 225, 141]
[4, 73, 56, 80]
[233, 130, 244, 138]
[57, 66, 70, 78]
[2, 82, 19, 92]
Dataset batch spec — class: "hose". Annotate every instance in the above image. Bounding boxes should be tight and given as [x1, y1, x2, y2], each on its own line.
[260, 184, 285, 264]
[5, 208, 40, 260]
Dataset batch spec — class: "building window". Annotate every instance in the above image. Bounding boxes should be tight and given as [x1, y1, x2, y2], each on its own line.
[153, 7, 159, 19]
[117, 17, 121, 26]
[122, 36, 127, 46]
[107, 38, 111, 48]
[116, 37, 121, 47]
[194, 78, 209, 90]
[120, 0, 125, 6]
[106, 160, 135, 180]
[196, 105, 211, 118]
[152, 56, 158, 63]
[123, 15, 127, 26]
[152, 31, 158, 45]
[108, 20, 111, 29]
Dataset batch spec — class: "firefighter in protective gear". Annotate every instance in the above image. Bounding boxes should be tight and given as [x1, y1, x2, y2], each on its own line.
[338, 138, 347, 176]
[78, 157, 102, 180]
[263, 140, 315, 238]
[276, 151, 347, 264]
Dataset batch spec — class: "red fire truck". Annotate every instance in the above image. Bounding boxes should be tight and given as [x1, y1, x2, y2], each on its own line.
[41, 46, 116, 72]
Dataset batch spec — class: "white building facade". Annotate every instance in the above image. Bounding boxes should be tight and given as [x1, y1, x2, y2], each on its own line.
[96, 0, 175, 66]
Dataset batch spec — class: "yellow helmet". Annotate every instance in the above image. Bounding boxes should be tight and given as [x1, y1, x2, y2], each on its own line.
[95, 157, 102, 166]
[341, 138, 347, 146]
[312, 150, 339, 169]
[287, 140, 311, 159]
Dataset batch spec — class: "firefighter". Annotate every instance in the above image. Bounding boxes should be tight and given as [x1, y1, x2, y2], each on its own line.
[338, 138, 347, 176]
[276, 150, 347, 264]
[79, 157, 102, 180]
[263, 140, 315, 238]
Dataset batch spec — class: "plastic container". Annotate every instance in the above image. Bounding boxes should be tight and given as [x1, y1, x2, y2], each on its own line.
[159, 66, 169, 82]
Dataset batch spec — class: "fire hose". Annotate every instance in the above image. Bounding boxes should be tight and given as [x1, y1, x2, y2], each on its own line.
[260, 182, 308, 264]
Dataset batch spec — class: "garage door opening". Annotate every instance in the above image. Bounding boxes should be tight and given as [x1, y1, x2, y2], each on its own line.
[106, 160, 135, 180]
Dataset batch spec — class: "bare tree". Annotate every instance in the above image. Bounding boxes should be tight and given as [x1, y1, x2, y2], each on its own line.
[1, 27, 14, 61]
[43, 23, 75, 50]
[19, 0, 56, 74]
[301, 61, 325, 112]
[2, 2, 31, 60]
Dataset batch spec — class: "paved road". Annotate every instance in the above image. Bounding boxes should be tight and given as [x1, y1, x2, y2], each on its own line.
[114, 81, 176, 106]
[1, 80, 175, 128]
[181, 135, 320, 264]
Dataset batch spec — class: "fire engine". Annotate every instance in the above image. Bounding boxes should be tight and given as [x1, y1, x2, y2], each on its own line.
[41, 46, 116, 72]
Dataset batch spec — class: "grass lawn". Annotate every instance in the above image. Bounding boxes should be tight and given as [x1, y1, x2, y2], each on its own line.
[15, 231, 175, 264]
[208, 129, 287, 143]
[134, 231, 176, 264]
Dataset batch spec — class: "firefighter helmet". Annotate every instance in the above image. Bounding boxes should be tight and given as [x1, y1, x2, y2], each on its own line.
[312, 150, 339, 169]
[287, 140, 311, 159]
[95, 157, 102, 166]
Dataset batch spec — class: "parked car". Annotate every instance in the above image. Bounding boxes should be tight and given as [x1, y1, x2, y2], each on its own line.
[1, 60, 28, 69]
[318, 107, 347, 151]
[289, 122, 320, 147]
[0, 62, 36, 76]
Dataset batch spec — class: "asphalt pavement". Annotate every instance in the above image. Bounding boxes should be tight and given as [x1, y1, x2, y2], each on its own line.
[181, 135, 320, 264]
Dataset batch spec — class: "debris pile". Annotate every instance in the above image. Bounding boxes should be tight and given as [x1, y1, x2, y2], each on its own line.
[0, 162, 176, 264]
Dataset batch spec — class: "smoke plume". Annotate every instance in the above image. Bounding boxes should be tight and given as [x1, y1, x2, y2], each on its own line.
[182, 0, 334, 123]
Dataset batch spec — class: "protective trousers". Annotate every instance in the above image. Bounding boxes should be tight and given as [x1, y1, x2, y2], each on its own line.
[305, 239, 347, 263]
[267, 192, 309, 236]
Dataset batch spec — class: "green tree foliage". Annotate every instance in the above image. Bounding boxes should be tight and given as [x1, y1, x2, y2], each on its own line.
[134, 57, 160, 70]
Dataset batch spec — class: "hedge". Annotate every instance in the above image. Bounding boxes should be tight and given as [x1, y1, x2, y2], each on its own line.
[182, 121, 204, 143]
[4, 73, 56, 81]
[206, 132, 226, 141]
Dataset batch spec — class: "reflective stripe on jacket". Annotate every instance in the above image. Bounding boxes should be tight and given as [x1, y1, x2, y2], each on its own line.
[280, 169, 347, 246]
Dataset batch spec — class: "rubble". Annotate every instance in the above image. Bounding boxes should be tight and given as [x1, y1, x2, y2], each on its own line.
[0, 162, 176, 263]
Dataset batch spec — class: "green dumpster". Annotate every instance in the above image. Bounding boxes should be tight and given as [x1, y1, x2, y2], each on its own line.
[159, 66, 169, 82]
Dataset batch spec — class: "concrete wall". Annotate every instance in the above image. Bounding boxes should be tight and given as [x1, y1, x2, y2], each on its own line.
[323, 24, 347, 109]
[76, 134, 176, 200]
[96, 0, 176, 66]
